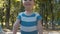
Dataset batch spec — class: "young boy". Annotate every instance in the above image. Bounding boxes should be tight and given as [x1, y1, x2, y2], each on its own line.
[13, 0, 43, 34]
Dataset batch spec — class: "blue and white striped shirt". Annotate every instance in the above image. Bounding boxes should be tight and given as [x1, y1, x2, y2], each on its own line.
[17, 12, 42, 34]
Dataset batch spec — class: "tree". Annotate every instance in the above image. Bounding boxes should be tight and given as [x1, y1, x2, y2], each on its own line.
[5, 0, 10, 29]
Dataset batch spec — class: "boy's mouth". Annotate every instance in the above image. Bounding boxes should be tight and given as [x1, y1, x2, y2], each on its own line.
[25, 4, 31, 6]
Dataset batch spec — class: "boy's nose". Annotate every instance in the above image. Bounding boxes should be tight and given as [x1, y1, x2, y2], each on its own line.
[26, 1, 30, 3]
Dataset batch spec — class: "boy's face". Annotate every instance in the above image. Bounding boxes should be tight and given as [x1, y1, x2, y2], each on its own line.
[22, 0, 34, 9]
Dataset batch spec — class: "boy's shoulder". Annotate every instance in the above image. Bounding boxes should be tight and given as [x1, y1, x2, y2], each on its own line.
[34, 12, 40, 16]
[18, 12, 24, 16]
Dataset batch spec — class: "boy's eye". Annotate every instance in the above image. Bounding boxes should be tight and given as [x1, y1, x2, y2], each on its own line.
[24, 0, 32, 1]
[29, 0, 32, 1]
[24, 0, 27, 1]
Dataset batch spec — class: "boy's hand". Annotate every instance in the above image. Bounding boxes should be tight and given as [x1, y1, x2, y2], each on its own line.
[13, 19, 20, 34]
[37, 20, 43, 34]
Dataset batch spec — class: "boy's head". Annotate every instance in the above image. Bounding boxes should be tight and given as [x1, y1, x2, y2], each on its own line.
[22, 0, 35, 9]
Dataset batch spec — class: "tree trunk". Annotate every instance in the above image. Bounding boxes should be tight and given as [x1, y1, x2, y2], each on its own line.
[5, 0, 10, 29]
[49, 0, 55, 30]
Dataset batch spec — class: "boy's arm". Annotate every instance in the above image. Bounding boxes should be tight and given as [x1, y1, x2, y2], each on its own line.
[13, 19, 20, 34]
[37, 20, 43, 34]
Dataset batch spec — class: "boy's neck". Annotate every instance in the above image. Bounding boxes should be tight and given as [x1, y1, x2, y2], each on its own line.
[25, 10, 33, 14]
[25, 9, 33, 14]
[24, 10, 33, 16]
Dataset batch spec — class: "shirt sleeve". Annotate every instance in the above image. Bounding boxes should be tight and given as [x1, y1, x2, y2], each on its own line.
[37, 14, 42, 21]
[17, 13, 21, 20]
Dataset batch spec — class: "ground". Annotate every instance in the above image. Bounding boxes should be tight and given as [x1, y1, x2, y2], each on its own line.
[0, 29, 60, 34]
[5, 31, 60, 34]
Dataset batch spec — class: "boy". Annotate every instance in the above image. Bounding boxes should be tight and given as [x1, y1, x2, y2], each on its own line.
[13, 0, 43, 34]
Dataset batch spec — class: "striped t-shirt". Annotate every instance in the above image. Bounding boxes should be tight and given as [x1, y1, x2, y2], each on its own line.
[17, 12, 42, 34]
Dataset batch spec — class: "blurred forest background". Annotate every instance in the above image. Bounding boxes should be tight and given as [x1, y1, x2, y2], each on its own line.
[0, 0, 60, 31]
